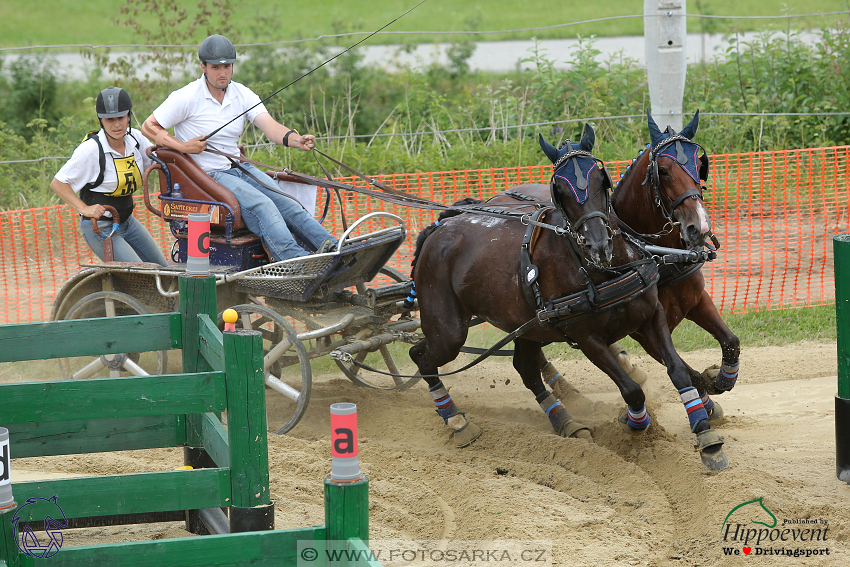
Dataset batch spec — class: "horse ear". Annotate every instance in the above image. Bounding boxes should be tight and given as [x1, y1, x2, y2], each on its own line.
[579, 123, 595, 152]
[680, 109, 700, 139]
[538, 133, 559, 164]
[699, 152, 710, 181]
[647, 110, 663, 147]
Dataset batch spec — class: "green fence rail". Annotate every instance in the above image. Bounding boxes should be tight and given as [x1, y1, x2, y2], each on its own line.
[0, 274, 374, 567]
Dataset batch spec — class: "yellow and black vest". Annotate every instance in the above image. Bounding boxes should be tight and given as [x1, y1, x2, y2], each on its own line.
[79, 131, 142, 223]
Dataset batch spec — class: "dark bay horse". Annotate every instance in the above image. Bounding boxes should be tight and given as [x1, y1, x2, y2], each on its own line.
[500, 112, 738, 417]
[409, 124, 729, 470]
[612, 111, 739, 403]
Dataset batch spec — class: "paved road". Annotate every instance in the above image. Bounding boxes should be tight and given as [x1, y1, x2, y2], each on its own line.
[1, 31, 821, 80]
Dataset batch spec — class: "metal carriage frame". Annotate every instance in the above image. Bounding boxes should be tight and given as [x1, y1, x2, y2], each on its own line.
[50, 147, 423, 435]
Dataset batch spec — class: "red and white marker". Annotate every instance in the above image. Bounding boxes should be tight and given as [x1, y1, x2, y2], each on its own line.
[187, 212, 211, 276]
[330, 403, 361, 482]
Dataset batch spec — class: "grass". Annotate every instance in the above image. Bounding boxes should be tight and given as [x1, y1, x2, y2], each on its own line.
[295, 304, 839, 377]
[0, 0, 846, 48]
[460, 304, 838, 362]
[0, 305, 836, 383]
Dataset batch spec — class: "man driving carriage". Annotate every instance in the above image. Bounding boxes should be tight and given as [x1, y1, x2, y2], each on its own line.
[141, 34, 337, 262]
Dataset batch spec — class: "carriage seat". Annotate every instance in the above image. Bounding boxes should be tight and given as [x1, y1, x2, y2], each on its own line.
[148, 146, 246, 231]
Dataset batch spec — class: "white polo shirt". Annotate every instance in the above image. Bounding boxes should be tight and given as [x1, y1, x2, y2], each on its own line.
[152, 76, 269, 173]
[55, 128, 153, 194]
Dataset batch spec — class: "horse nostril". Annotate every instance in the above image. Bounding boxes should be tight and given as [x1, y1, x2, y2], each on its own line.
[687, 224, 700, 241]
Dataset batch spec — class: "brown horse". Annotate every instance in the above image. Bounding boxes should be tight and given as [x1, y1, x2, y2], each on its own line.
[409, 124, 729, 470]
[498, 111, 738, 417]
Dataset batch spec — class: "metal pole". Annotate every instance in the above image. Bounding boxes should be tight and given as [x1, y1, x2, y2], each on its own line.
[832, 235, 850, 482]
[644, 0, 687, 131]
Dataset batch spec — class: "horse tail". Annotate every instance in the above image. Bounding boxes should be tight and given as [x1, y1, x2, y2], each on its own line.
[410, 197, 483, 278]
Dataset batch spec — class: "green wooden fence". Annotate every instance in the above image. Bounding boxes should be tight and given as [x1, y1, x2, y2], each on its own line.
[0, 274, 376, 567]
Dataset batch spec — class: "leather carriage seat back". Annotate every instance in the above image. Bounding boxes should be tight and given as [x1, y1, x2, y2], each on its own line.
[153, 147, 246, 231]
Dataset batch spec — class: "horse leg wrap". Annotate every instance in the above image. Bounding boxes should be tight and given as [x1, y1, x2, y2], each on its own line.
[701, 391, 724, 422]
[429, 381, 481, 446]
[680, 387, 709, 432]
[430, 381, 460, 423]
[402, 283, 417, 309]
[541, 362, 563, 388]
[534, 392, 580, 437]
[700, 391, 714, 413]
[625, 405, 651, 431]
[716, 361, 738, 391]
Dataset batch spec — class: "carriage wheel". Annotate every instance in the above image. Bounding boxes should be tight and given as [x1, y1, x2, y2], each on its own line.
[218, 304, 311, 435]
[58, 291, 168, 379]
[377, 265, 408, 284]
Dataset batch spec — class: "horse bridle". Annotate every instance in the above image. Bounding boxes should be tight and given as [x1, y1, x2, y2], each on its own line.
[644, 133, 707, 228]
[549, 146, 618, 249]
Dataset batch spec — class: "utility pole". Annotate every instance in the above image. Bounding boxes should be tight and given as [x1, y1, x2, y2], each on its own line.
[644, 0, 687, 131]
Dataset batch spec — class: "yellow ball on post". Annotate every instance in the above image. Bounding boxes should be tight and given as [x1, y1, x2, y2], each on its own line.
[223, 308, 238, 332]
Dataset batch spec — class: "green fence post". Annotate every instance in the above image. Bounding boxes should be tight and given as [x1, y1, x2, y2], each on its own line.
[224, 328, 274, 532]
[833, 235, 850, 482]
[324, 477, 369, 543]
[179, 274, 219, 534]
[324, 403, 369, 547]
[0, 505, 21, 567]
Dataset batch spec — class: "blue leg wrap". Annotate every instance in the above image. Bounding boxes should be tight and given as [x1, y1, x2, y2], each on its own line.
[403, 282, 417, 309]
[430, 381, 459, 421]
[537, 392, 569, 428]
[542, 362, 563, 387]
[679, 387, 709, 432]
[626, 405, 651, 430]
[701, 391, 715, 413]
[717, 361, 738, 390]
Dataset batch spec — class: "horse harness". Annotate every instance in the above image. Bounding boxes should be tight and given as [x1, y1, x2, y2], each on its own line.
[518, 206, 659, 344]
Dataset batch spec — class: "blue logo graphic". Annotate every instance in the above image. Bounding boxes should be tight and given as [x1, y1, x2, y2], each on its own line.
[11, 496, 67, 558]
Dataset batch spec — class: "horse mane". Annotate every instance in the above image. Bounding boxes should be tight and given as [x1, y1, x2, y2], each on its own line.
[410, 197, 484, 278]
[615, 143, 651, 191]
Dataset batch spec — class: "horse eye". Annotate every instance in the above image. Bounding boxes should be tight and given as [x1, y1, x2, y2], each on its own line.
[658, 167, 670, 177]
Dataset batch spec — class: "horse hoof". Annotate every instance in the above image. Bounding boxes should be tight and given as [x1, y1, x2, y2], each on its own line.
[707, 400, 725, 423]
[555, 418, 593, 442]
[694, 429, 730, 471]
[700, 364, 736, 396]
[453, 420, 482, 448]
[702, 364, 721, 380]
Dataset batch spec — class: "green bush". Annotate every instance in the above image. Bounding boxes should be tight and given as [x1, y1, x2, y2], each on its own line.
[4, 22, 850, 211]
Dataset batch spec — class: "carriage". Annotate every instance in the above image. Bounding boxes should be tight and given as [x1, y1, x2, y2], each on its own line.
[50, 145, 422, 435]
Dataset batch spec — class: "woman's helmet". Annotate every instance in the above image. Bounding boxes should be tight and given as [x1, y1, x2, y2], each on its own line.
[199, 34, 237, 64]
[96, 87, 132, 118]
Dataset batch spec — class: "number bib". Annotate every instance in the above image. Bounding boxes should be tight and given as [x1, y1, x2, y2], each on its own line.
[104, 154, 142, 197]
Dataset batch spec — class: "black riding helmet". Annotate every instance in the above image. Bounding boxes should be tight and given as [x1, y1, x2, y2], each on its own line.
[199, 34, 236, 64]
[96, 87, 132, 118]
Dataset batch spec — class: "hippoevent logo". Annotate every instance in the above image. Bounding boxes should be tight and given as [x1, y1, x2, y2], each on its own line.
[11, 496, 67, 559]
[720, 497, 830, 558]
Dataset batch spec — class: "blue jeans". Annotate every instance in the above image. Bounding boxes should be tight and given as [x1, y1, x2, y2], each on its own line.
[81, 215, 168, 266]
[210, 164, 336, 261]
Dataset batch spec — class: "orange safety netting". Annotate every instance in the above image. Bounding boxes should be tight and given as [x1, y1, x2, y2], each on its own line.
[2, 145, 849, 324]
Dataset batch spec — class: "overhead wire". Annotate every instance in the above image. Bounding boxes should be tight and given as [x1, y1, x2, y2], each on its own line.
[1, 10, 848, 53]
[5, 111, 850, 166]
